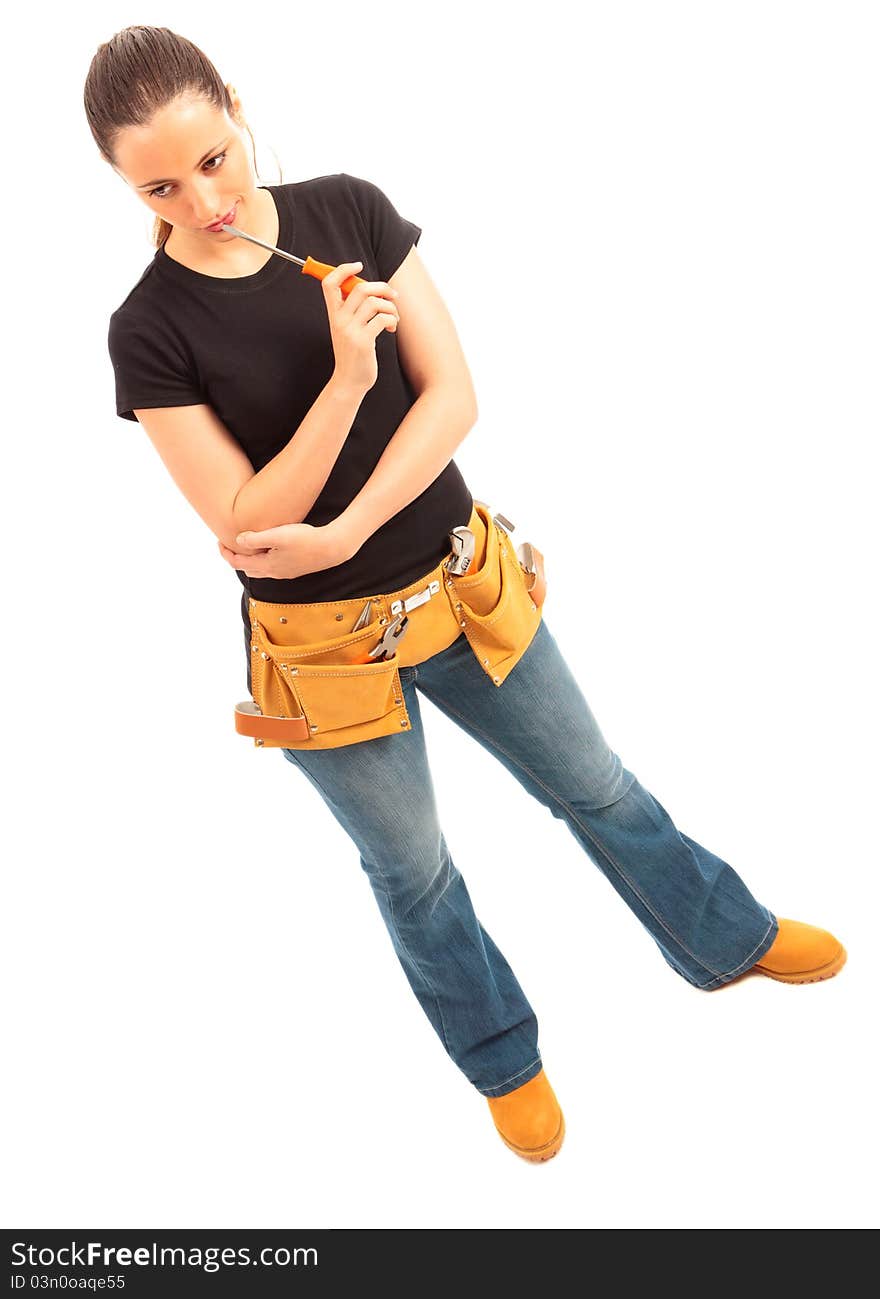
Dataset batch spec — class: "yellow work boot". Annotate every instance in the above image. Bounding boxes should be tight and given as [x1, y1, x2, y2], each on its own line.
[753, 917, 847, 984]
[486, 1068, 565, 1162]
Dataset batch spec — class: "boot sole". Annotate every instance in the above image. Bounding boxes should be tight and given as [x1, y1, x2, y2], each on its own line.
[495, 1111, 566, 1162]
[754, 944, 847, 984]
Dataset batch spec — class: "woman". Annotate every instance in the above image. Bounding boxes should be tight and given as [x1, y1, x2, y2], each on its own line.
[86, 25, 845, 1164]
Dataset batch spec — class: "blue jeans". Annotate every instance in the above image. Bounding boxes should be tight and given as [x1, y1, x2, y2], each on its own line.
[280, 617, 778, 1098]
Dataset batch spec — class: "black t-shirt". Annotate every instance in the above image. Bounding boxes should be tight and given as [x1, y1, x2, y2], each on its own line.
[107, 172, 474, 692]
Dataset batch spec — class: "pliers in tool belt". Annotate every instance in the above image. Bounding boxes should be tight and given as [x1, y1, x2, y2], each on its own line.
[362, 611, 409, 662]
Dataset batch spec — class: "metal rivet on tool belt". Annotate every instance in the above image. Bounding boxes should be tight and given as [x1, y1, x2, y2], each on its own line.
[261, 651, 269, 660]
[279, 616, 287, 623]
[400, 720, 408, 727]
[310, 725, 318, 732]
[335, 613, 344, 621]
[251, 644, 257, 652]
[459, 619, 466, 627]
[379, 617, 388, 625]
[483, 658, 489, 666]
[493, 676, 501, 684]
[256, 738, 264, 746]
[455, 602, 462, 610]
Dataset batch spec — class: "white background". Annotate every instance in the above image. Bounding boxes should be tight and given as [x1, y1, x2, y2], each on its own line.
[4, 0, 877, 1230]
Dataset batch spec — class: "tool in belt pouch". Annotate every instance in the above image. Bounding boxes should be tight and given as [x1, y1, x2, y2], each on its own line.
[234, 500, 547, 751]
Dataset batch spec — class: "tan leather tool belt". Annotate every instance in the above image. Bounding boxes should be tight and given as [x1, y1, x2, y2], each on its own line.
[234, 499, 547, 751]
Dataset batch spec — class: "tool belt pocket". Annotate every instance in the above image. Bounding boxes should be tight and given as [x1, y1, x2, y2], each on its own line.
[449, 508, 544, 678]
[247, 612, 410, 750]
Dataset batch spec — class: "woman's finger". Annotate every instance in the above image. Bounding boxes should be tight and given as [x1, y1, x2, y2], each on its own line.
[218, 541, 270, 574]
[322, 261, 364, 310]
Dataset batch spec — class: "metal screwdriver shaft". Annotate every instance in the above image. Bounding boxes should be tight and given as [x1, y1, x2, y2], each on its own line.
[219, 221, 365, 297]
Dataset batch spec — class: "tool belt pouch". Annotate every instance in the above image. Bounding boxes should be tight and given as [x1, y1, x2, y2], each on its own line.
[447, 502, 546, 686]
[242, 611, 410, 751]
[235, 500, 548, 751]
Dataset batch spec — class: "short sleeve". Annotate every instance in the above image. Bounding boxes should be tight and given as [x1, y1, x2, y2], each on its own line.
[107, 306, 206, 423]
[341, 173, 422, 282]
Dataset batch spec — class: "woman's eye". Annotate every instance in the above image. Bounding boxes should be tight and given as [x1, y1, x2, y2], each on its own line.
[150, 152, 227, 201]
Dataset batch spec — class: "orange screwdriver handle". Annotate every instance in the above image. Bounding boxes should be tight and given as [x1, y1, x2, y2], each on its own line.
[301, 256, 364, 299]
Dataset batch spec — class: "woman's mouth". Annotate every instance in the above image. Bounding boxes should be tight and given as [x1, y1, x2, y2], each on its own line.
[205, 203, 237, 232]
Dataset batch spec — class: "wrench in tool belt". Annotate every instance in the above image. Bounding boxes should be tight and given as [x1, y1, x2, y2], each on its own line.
[446, 526, 476, 575]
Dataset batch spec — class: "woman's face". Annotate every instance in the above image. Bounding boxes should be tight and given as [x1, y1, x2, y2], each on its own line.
[111, 93, 258, 241]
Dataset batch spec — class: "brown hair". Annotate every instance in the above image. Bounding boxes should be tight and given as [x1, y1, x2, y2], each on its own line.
[83, 24, 281, 249]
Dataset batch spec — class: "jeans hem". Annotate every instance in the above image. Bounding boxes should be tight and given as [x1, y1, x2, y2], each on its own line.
[695, 909, 780, 991]
[476, 1054, 544, 1099]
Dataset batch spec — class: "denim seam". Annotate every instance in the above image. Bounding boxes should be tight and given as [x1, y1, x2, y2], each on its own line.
[482, 1054, 543, 1095]
[279, 747, 453, 1053]
[695, 914, 777, 989]
[415, 686, 746, 987]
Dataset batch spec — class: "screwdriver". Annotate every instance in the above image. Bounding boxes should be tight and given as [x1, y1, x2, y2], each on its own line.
[219, 218, 365, 298]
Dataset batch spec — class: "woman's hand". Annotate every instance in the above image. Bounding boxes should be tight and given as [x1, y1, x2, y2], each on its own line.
[324, 260, 400, 394]
[217, 519, 353, 580]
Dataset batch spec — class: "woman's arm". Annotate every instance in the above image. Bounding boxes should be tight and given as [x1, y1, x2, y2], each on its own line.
[331, 388, 476, 558]
[317, 245, 479, 556]
[226, 246, 479, 575]
[221, 372, 475, 578]
[132, 373, 365, 556]
[231, 375, 365, 533]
